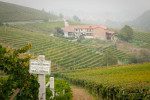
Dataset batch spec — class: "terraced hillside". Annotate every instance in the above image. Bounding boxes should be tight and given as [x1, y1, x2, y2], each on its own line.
[0, 25, 129, 70]
[60, 63, 150, 99]
[0, 26, 102, 69]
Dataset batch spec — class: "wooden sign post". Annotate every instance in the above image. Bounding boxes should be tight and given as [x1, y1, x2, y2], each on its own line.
[29, 55, 51, 100]
[50, 77, 55, 98]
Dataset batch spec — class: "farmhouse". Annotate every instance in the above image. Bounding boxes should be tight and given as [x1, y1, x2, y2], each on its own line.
[63, 21, 115, 40]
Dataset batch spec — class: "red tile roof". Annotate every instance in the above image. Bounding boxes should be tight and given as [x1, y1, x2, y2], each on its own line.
[63, 25, 107, 32]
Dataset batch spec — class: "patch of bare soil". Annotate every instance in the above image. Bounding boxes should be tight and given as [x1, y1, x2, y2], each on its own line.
[71, 86, 96, 100]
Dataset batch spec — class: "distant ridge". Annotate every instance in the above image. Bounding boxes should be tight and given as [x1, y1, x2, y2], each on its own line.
[131, 10, 150, 31]
[0, 1, 59, 22]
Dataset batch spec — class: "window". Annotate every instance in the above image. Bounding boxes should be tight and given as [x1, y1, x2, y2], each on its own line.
[86, 33, 92, 36]
[68, 32, 75, 37]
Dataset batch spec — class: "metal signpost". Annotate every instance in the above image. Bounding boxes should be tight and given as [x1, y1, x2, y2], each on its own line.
[29, 55, 51, 100]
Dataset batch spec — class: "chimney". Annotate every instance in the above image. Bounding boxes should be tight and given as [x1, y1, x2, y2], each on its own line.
[64, 18, 69, 27]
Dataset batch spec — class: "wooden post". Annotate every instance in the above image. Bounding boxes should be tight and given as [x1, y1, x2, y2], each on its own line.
[50, 77, 55, 98]
[38, 74, 46, 100]
[38, 55, 46, 100]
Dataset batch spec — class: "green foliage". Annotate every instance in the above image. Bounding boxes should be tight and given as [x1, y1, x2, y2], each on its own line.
[0, 44, 39, 99]
[54, 79, 72, 100]
[46, 78, 72, 100]
[61, 63, 150, 99]
[77, 34, 85, 42]
[118, 25, 133, 42]
[54, 27, 64, 37]
[46, 87, 52, 100]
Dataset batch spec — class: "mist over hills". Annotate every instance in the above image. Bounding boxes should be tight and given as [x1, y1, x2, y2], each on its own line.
[0, 1, 59, 22]
[0, 1, 150, 32]
[131, 10, 150, 31]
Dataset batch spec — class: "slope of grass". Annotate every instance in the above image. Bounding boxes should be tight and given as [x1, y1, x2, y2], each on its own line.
[12, 21, 64, 34]
[0, 1, 59, 22]
[60, 63, 150, 99]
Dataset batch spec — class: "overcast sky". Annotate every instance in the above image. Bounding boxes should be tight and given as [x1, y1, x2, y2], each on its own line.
[1, 0, 150, 22]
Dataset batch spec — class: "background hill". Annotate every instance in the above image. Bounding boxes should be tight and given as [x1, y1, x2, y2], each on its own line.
[131, 10, 150, 31]
[0, 1, 59, 22]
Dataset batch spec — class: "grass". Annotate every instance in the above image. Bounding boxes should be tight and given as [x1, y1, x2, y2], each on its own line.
[13, 21, 64, 35]
[0, 1, 59, 22]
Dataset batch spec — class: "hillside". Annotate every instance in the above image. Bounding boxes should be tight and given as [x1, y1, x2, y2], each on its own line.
[131, 10, 150, 31]
[61, 63, 150, 99]
[0, 22, 129, 70]
[0, 1, 59, 22]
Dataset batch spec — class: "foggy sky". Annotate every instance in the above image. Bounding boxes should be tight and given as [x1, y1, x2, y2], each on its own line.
[1, 0, 150, 22]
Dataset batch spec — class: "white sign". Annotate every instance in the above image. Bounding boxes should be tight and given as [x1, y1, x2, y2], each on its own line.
[29, 59, 50, 74]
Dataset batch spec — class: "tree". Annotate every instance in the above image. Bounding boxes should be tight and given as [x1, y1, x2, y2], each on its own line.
[0, 44, 39, 99]
[77, 33, 85, 42]
[54, 27, 64, 37]
[118, 25, 133, 42]
[73, 15, 81, 22]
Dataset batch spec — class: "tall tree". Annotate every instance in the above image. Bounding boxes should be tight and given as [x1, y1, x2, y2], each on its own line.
[118, 25, 133, 42]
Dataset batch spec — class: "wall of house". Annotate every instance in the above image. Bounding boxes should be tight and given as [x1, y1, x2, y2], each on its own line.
[64, 32, 69, 37]
[93, 28, 107, 40]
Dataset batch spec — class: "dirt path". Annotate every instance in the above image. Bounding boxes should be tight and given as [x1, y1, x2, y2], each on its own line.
[71, 86, 96, 100]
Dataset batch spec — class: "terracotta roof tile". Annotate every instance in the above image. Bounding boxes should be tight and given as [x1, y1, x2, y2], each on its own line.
[63, 25, 107, 32]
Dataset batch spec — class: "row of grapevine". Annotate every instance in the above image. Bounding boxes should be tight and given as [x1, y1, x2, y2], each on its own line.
[58, 63, 150, 99]
[133, 32, 150, 48]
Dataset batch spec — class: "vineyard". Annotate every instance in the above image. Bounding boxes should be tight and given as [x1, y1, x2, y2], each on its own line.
[0, 25, 129, 70]
[132, 31, 150, 48]
[59, 63, 150, 99]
